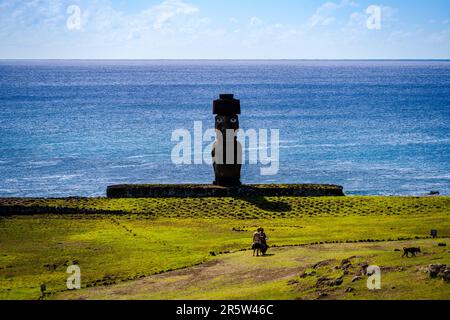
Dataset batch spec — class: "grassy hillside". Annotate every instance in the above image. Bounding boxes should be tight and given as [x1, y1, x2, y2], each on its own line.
[54, 240, 450, 300]
[1, 195, 448, 218]
[0, 196, 449, 300]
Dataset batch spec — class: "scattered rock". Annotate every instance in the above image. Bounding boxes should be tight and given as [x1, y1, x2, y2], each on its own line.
[44, 264, 57, 271]
[427, 264, 450, 282]
[443, 268, 450, 282]
[342, 262, 352, 270]
[359, 262, 369, 275]
[317, 276, 332, 287]
[287, 280, 299, 286]
[209, 251, 216, 256]
[394, 249, 401, 252]
[313, 260, 332, 269]
[300, 269, 317, 278]
[345, 287, 354, 293]
[438, 243, 447, 247]
[334, 277, 344, 286]
[317, 275, 345, 287]
[428, 264, 446, 278]
[352, 276, 362, 283]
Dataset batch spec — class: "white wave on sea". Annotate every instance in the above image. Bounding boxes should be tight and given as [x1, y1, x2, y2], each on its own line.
[25, 160, 62, 167]
[21, 174, 83, 181]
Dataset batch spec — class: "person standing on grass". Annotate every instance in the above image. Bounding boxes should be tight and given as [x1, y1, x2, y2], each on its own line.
[252, 228, 262, 256]
[259, 228, 269, 255]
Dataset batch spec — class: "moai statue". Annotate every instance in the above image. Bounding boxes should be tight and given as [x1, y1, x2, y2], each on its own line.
[212, 94, 242, 187]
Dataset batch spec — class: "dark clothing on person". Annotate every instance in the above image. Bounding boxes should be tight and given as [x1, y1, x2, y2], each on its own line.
[260, 232, 268, 254]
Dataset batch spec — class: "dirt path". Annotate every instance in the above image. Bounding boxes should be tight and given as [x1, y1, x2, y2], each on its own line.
[53, 239, 449, 300]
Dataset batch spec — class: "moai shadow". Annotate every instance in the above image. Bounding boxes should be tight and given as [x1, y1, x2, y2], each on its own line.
[235, 194, 292, 213]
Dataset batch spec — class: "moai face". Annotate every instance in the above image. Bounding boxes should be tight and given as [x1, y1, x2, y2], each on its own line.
[212, 94, 242, 187]
[215, 115, 239, 133]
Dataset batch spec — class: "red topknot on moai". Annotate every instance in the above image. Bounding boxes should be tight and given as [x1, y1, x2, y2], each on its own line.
[212, 94, 243, 187]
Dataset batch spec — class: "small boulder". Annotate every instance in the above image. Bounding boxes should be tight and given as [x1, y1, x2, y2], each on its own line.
[287, 280, 299, 285]
[345, 287, 354, 293]
[352, 276, 362, 283]
[313, 260, 331, 269]
[300, 269, 316, 278]
[334, 277, 344, 286]
[359, 262, 369, 275]
[342, 262, 352, 270]
[427, 264, 447, 278]
[316, 276, 332, 287]
[443, 268, 450, 282]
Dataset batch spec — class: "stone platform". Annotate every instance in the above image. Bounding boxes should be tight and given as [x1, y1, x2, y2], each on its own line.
[106, 184, 345, 198]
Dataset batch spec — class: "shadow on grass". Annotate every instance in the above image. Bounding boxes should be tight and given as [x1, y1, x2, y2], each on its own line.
[235, 196, 292, 213]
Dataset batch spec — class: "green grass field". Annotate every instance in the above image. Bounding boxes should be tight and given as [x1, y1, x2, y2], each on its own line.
[0, 196, 449, 300]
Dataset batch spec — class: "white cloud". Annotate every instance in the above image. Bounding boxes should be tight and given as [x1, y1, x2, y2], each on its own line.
[347, 5, 397, 31]
[150, 0, 199, 30]
[0, 0, 447, 59]
[309, 0, 357, 27]
[347, 11, 366, 28]
[0, 0, 200, 37]
[0, 0, 65, 31]
[250, 16, 263, 26]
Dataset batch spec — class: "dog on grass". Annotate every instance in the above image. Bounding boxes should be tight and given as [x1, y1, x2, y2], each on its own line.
[252, 242, 262, 257]
[402, 247, 421, 257]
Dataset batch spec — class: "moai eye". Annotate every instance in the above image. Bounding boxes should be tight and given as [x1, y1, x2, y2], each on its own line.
[216, 118, 224, 124]
[230, 118, 237, 124]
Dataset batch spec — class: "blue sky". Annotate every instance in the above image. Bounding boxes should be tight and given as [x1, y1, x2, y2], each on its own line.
[0, 0, 449, 59]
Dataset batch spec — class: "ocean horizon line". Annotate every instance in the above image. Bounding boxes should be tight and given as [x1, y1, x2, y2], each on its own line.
[1, 58, 450, 62]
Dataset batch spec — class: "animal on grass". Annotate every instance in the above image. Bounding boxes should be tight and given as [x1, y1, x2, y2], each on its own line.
[252, 242, 262, 257]
[402, 247, 421, 257]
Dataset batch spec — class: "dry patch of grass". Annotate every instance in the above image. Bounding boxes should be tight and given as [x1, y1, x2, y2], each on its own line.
[53, 240, 450, 300]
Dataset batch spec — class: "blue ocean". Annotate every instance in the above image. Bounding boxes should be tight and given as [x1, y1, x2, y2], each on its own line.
[0, 60, 449, 197]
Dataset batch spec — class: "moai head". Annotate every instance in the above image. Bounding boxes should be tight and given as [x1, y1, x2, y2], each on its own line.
[212, 94, 242, 187]
[214, 94, 240, 133]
